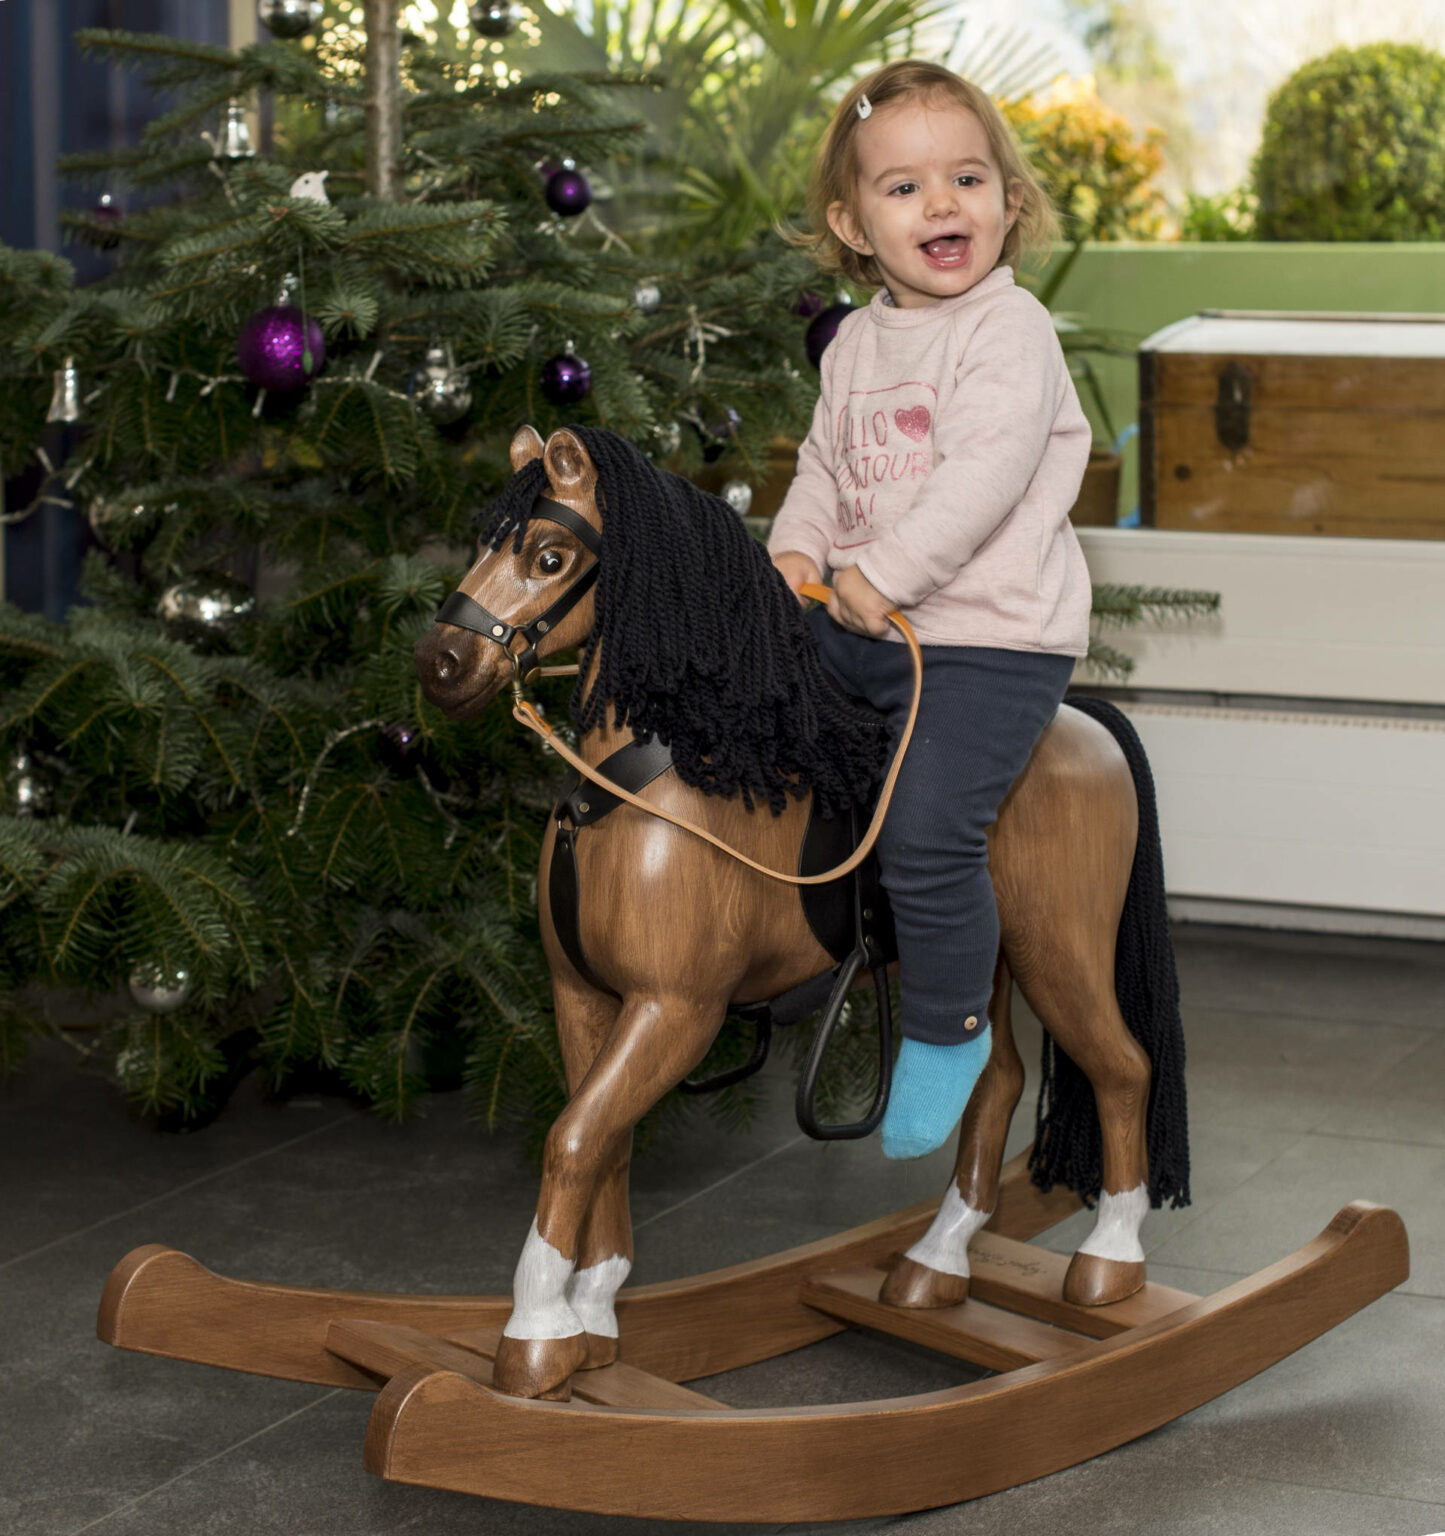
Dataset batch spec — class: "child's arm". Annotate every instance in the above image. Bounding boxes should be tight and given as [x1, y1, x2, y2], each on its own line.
[855, 299, 1086, 609]
[768, 350, 840, 589]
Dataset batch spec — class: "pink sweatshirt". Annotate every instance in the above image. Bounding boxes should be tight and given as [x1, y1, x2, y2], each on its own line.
[769, 265, 1093, 655]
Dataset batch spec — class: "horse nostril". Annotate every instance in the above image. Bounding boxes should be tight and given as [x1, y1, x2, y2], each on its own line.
[435, 648, 461, 682]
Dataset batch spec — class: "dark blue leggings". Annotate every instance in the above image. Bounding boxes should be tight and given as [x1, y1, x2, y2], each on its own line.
[807, 609, 1074, 1045]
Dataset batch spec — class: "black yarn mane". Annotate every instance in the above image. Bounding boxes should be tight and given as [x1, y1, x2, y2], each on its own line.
[477, 428, 891, 815]
[1028, 695, 1191, 1210]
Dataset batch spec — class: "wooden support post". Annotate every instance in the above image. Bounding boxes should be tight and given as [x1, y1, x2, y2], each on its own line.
[363, 0, 402, 199]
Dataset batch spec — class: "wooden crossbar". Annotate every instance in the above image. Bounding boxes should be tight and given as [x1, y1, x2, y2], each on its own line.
[444, 1324, 726, 1410]
[967, 1233, 1198, 1337]
[800, 1267, 1090, 1372]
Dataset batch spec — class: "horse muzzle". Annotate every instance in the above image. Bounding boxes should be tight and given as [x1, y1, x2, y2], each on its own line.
[412, 624, 503, 718]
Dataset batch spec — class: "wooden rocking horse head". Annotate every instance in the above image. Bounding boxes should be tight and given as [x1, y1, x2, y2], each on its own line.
[413, 423, 890, 814]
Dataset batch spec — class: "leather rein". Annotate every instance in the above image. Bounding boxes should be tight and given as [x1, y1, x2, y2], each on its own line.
[436, 497, 921, 888]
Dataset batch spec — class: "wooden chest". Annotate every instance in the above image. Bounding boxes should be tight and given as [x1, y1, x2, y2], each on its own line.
[1138, 310, 1445, 539]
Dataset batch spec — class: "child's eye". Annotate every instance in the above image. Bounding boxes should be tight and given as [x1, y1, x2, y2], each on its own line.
[888, 182, 918, 196]
[955, 174, 980, 187]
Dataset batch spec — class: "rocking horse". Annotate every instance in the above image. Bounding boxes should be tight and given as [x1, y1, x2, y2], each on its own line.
[97, 425, 1409, 1522]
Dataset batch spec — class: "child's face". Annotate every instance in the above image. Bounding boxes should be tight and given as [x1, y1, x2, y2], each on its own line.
[827, 97, 1019, 309]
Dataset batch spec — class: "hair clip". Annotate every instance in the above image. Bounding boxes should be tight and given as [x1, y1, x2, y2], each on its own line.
[856, 94, 872, 120]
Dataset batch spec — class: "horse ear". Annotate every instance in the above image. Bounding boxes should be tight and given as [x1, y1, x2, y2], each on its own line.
[510, 425, 544, 471]
[543, 427, 596, 495]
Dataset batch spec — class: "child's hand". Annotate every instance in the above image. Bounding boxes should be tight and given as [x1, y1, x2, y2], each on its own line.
[830, 565, 893, 638]
[771, 551, 822, 606]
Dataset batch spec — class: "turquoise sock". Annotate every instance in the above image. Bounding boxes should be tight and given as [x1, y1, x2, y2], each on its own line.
[880, 1028, 993, 1160]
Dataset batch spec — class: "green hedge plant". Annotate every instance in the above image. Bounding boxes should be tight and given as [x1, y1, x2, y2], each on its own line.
[1252, 41, 1445, 241]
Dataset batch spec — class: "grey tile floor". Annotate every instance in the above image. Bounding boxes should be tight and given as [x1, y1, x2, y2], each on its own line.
[2, 923, 1442, 1536]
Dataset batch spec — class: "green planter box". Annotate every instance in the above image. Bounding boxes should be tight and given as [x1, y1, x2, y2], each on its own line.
[1038, 242, 1445, 522]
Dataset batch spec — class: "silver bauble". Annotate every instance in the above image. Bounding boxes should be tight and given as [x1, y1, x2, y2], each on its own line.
[257, 0, 323, 37]
[632, 281, 662, 314]
[653, 420, 682, 457]
[128, 965, 192, 1014]
[470, 0, 523, 36]
[721, 480, 753, 516]
[408, 346, 473, 426]
[156, 574, 256, 645]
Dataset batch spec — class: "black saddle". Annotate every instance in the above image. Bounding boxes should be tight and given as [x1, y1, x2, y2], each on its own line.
[546, 734, 897, 1141]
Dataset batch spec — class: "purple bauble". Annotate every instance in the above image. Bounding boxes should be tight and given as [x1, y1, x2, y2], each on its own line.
[805, 302, 853, 369]
[237, 305, 326, 391]
[540, 351, 592, 405]
[544, 168, 592, 218]
[794, 289, 823, 318]
[699, 404, 741, 463]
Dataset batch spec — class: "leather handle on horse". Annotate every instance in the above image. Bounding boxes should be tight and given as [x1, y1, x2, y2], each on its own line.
[510, 582, 922, 887]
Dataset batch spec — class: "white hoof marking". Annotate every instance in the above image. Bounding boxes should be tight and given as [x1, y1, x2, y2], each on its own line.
[504, 1218, 584, 1340]
[1077, 1183, 1149, 1264]
[904, 1185, 992, 1279]
[565, 1253, 632, 1338]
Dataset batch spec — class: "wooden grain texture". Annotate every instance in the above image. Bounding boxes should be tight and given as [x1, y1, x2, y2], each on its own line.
[326, 1319, 724, 1409]
[95, 1154, 1078, 1389]
[800, 1267, 1092, 1371]
[1142, 351, 1445, 538]
[967, 1233, 1197, 1339]
[364, 1203, 1409, 1523]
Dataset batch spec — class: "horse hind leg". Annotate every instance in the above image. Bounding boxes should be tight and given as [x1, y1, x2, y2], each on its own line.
[881, 953, 1025, 1309]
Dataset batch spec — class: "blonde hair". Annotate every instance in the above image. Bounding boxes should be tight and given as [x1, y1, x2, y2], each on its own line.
[796, 61, 1059, 288]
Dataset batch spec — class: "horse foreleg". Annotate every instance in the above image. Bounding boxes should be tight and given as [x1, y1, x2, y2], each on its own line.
[881, 955, 1023, 1309]
[493, 988, 727, 1399]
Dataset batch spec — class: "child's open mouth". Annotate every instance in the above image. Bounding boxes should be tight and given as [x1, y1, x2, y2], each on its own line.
[921, 235, 971, 268]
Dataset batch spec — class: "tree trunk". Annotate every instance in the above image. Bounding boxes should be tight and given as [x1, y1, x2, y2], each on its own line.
[363, 0, 402, 199]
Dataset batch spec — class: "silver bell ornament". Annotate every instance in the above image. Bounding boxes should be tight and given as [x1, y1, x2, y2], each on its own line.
[47, 357, 82, 424]
[721, 480, 754, 516]
[632, 281, 662, 314]
[156, 573, 257, 646]
[408, 345, 473, 426]
[210, 100, 255, 162]
[128, 965, 192, 1014]
[258, 0, 323, 37]
[470, 0, 524, 36]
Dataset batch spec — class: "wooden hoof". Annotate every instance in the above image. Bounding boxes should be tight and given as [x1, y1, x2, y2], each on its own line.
[580, 1332, 619, 1369]
[879, 1255, 969, 1310]
[491, 1332, 588, 1400]
[1062, 1253, 1147, 1307]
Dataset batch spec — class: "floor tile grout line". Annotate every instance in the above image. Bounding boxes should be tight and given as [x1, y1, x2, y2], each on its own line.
[1245, 1469, 1445, 1511]
[68, 1388, 342, 1533]
[634, 1133, 808, 1234]
[0, 1114, 358, 1274]
[1312, 1128, 1445, 1150]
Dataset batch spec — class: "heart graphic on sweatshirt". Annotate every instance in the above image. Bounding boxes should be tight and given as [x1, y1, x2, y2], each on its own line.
[894, 405, 931, 442]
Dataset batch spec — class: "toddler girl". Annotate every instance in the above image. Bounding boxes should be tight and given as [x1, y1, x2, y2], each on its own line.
[770, 60, 1093, 1159]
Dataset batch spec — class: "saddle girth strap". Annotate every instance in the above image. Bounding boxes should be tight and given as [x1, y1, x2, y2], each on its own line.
[548, 734, 675, 997]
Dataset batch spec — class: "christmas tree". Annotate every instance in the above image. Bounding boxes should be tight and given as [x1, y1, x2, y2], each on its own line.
[0, 1, 825, 1134]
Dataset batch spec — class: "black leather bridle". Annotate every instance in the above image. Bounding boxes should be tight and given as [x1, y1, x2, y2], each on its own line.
[435, 495, 601, 686]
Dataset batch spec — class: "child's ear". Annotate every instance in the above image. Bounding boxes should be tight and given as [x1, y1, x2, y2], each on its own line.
[827, 200, 873, 256]
[1005, 178, 1023, 230]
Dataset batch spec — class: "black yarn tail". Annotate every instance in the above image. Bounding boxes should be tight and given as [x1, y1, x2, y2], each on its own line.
[1028, 696, 1191, 1210]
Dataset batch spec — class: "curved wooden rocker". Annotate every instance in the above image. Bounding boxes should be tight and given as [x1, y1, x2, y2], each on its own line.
[97, 1162, 1407, 1521]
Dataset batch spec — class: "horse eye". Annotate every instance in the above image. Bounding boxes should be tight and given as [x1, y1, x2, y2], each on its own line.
[537, 549, 563, 575]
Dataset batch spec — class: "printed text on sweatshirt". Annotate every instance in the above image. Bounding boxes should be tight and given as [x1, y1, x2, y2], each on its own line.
[769, 265, 1093, 655]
